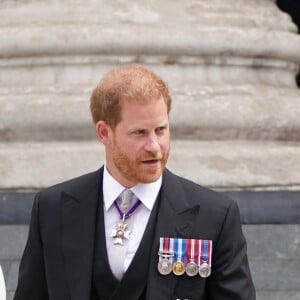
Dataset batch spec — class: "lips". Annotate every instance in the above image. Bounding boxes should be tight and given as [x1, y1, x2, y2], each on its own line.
[142, 159, 161, 168]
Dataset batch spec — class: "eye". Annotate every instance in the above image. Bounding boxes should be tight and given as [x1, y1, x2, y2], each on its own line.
[156, 126, 167, 134]
[133, 129, 146, 135]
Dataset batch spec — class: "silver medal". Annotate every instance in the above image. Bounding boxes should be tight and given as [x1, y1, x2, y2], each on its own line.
[186, 239, 198, 277]
[185, 261, 198, 277]
[158, 258, 173, 275]
[199, 262, 211, 278]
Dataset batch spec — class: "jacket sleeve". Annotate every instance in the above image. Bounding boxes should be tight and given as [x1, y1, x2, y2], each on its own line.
[14, 194, 49, 300]
[206, 200, 256, 300]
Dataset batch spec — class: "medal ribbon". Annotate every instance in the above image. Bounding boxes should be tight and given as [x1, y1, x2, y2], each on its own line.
[203, 240, 208, 263]
[198, 240, 201, 266]
[187, 239, 198, 263]
[159, 238, 174, 262]
[164, 238, 174, 257]
[207, 240, 212, 266]
[164, 237, 169, 253]
[159, 237, 164, 254]
[169, 238, 174, 262]
[159, 237, 165, 263]
[114, 199, 142, 219]
[198, 240, 212, 266]
[174, 238, 187, 263]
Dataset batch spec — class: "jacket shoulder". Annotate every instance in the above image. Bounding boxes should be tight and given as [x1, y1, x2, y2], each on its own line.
[36, 168, 103, 205]
[163, 169, 234, 210]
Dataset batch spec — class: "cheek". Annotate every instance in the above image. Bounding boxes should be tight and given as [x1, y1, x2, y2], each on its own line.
[120, 140, 141, 157]
[129, 144, 144, 157]
[160, 137, 170, 150]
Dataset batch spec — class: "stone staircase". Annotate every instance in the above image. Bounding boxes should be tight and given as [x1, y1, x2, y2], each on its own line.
[0, 0, 300, 299]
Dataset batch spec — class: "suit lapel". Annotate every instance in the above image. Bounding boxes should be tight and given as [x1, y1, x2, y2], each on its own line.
[61, 169, 103, 300]
[146, 169, 200, 300]
[155, 169, 201, 239]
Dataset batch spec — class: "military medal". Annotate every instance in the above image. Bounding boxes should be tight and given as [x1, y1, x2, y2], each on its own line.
[198, 240, 212, 278]
[185, 239, 198, 276]
[158, 259, 173, 275]
[111, 194, 141, 245]
[199, 262, 211, 278]
[158, 237, 174, 275]
[173, 238, 186, 276]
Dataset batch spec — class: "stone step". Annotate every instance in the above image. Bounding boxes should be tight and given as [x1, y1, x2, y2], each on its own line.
[1, 140, 300, 190]
[244, 225, 300, 291]
[0, 56, 297, 87]
[0, 0, 296, 33]
[0, 1, 299, 64]
[1, 24, 299, 63]
[256, 292, 300, 300]
[1, 85, 300, 141]
[243, 225, 300, 259]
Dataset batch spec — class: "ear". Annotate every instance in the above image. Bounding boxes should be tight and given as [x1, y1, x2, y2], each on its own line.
[95, 121, 112, 145]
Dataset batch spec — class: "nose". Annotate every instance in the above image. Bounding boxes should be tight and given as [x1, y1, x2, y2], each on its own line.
[144, 134, 160, 153]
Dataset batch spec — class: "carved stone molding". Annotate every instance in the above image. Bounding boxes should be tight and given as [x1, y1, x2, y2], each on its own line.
[0, 0, 299, 189]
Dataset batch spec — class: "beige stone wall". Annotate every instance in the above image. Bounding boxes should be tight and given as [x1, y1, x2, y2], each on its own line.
[0, 0, 300, 190]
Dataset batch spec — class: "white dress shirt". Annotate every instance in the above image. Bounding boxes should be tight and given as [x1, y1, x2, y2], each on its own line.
[103, 165, 162, 273]
[0, 265, 6, 300]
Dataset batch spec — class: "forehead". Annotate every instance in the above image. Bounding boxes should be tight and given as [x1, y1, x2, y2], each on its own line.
[118, 96, 169, 126]
[123, 95, 168, 112]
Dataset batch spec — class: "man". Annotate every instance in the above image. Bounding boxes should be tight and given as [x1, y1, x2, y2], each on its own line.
[14, 65, 256, 300]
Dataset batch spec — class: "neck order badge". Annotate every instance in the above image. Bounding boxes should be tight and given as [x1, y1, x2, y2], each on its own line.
[111, 190, 141, 245]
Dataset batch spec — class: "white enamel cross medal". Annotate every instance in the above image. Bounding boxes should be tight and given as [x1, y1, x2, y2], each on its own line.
[111, 191, 141, 245]
[111, 214, 131, 245]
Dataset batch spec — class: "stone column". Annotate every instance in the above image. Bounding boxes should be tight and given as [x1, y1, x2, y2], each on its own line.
[0, 0, 299, 190]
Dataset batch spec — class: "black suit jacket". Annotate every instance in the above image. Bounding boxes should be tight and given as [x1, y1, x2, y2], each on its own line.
[14, 167, 255, 300]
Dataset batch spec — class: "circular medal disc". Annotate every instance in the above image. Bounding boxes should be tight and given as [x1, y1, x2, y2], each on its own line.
[172, 261, 185, 276]
[199, 263, 211, 278]
[185, 262, 198, 277]
[157, 259, 172, 275]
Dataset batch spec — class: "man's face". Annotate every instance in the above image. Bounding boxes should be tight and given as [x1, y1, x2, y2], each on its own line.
[106, 96, 170, 187]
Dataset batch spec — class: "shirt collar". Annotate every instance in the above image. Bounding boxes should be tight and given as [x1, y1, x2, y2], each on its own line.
[103, 164, 162, 211]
